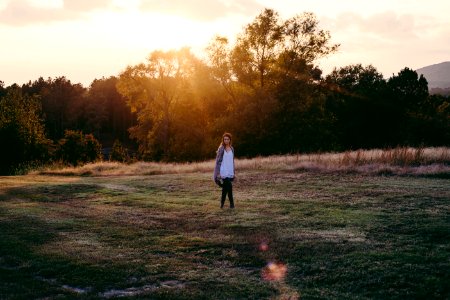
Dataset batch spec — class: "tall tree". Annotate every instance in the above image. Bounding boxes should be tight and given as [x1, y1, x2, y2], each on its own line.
[86, 76, 136, 146]
[325, 64, 399, 148]
[0, 81, 5, 98]
[22, 77, 87, 140]
[387, 68, 430, 145]
[206, 36, 236, 100]
[208, 9, 339, 154]
[422, 94, 450, 145]
[228, 9, 339, 89]
[231, 8, 284, 89]
[387, 67, 429, 112]
[0, 87, 51, 174]
[117, 48, 202, 160]
[282, 12, 339, 65]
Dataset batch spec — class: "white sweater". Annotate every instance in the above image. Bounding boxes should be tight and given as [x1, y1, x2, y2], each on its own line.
[220, 149, 234, 178]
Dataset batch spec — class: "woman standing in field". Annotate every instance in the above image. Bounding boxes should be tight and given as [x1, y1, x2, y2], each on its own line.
[213, 132, 235, 209]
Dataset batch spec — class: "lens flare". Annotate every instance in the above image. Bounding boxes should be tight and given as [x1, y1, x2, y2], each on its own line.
[262, 261, 287, 281]
[259, 241, 269, 251]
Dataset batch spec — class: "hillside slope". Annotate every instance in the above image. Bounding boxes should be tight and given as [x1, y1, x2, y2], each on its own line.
[416, 61, 450, 89]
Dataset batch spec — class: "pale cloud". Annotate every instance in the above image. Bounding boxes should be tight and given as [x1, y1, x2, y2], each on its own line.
[140, 0, 262, 21]
[0, 0, 115, 25]
[0, 0, 73, 25]
[364, 12, 416, 38]
[0, 0, 262, 25]
[63, 0, 112, 12]
[329, 11, 418, 40]
[318, 10, 450, 76]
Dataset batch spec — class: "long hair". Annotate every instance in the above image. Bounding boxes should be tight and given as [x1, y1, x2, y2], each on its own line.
[220, 132, 232, 148]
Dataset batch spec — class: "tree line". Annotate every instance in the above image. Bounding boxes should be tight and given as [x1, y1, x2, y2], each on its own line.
[1, 8, 449, 174]
[0, 76, 135, 174]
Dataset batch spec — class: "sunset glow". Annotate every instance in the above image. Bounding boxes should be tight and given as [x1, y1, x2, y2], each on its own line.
[1, 0, 449, 86]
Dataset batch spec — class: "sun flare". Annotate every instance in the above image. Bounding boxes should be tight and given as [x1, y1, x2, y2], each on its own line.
[89, 9, 222, 54]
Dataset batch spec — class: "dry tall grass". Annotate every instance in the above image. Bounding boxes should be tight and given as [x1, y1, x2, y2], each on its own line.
[33, 147, 450, 177]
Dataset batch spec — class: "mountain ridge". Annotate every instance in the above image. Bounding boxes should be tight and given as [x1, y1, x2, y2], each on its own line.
[416, 61, 450, 89]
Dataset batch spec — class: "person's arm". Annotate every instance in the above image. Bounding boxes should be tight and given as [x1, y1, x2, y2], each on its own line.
[213, 146, 224, 180]
[232, 146, 236, 179]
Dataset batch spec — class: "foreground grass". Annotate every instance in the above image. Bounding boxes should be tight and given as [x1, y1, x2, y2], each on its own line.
[1, 164, 449, 298]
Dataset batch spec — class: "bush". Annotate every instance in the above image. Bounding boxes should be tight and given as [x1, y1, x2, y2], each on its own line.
[58, 130, 102, 166]
[109, 139, 129, 162]
[84, 134, 102, 162]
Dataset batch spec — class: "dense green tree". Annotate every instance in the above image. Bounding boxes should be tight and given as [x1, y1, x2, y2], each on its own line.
[0, 87, 52, 174]
[388, 67, 429, 111]
[387, 68, 432, 145]
[325, 64, 402, 148]
[271, 73, 335, 153]
[323, 65, 449, 148]
[423, 94, 450, 145]
[22, 76, 136, 152]
[325, 64, 385, 95]
[86, 77, 136, 147]
[22, 77, 87, 140]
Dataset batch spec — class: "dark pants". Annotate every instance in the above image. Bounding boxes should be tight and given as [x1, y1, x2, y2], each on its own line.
[221, 177, 234, 208]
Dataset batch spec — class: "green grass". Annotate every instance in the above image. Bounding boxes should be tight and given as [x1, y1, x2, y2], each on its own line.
[0, 169, 449, 299]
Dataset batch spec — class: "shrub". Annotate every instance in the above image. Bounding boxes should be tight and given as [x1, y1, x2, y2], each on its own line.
[84, 134, 102, 163]
[58, 130, 102, 166]
[109, 139, 129, 163]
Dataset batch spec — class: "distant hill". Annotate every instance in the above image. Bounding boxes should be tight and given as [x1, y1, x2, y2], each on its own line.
[416, 62, 450, 92]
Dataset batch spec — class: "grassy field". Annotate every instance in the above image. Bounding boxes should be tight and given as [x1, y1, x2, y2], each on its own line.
[1, 150, 449, 299]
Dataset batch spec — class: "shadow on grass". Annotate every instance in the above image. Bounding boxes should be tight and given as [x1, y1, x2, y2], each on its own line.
[0, 210, 141, 299]
[0, 182, 100, 203]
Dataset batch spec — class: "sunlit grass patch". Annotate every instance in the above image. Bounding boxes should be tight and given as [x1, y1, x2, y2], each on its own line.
[30, 147, 450, 178]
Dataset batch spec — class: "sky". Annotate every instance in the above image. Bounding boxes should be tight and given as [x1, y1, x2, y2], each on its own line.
[0, 0, 449, 87]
